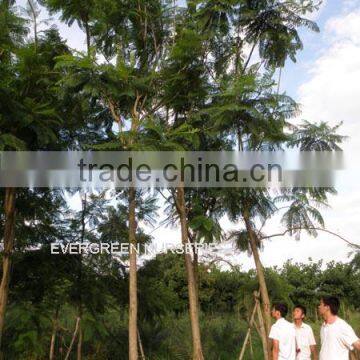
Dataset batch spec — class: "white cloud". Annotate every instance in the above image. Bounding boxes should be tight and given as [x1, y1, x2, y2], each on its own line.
[299, 42, 360, 132]
[290, 4, 360, 266]
[342, 0, 360, 12]
[298, 8, 360, 155]
[325, 9, 360, 44]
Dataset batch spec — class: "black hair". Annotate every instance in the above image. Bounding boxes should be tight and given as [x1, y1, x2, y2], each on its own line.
[321, 296, 340, 315]
[294, 304, 307, 316]
[273, 303, 288, 318]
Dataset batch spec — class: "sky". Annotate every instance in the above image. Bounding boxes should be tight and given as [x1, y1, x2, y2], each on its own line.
[15, 0, 360, 270]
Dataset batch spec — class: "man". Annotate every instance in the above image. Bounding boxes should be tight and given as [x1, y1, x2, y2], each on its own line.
[293, 305, 318, 360]
[318, 296, 360, 360]
[269, 303, 296, 360]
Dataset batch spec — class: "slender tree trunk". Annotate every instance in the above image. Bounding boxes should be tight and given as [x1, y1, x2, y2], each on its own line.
[128, 187, 138, 360]
[64, 317, 80, 360]
[77, 193, 86, 360]
[189, 233, 199, 302]
[85, 21, 91, 56]
[249, 332, 254, 359]
[172, 0, 176, 44]
[34, 20, 37, 50]
[243, 212, 271, 357]
[77, 324, 83, 360]
[346, 306, 351, 321]
[237, 128, 243, 151]
[340, 302, 346, 320]
[193, 251, 199, 299]
[235, 20, 242, 75]
[59, 332, 64, 358]
[0, 187, 16, 350]
[256, 299, 269, 360]
[242, 41, 257, 74]
[27, 0, 38, 50]
[277, 67, 282, 95]
[176, 186, 204, 360]
[127, 93, 141, 360]
[49, 307, 59, 360]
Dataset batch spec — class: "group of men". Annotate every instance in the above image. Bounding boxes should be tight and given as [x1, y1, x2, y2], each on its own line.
[269, 296, 360, 360]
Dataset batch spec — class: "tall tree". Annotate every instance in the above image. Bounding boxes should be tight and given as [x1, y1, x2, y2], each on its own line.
[225, 121, 346, 357]
[54, 1, 172, 357]
[0, 15, 72, 347]
[0, 1, 27, 348]
[0, 188, 67, 354]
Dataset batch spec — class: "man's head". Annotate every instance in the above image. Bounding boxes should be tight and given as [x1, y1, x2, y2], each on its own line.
[271, 303, 288, 320]
[293, 304, 306, 321]
[318, 296, 340, 318]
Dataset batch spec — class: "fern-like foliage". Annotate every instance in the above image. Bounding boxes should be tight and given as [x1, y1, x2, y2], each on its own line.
[289, 120, 347, 151]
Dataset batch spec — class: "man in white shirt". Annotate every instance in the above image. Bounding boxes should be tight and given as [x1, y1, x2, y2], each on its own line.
[292, 305, 318, 360]
[318, 296, 360, 360]
[269, 303, 296, 360]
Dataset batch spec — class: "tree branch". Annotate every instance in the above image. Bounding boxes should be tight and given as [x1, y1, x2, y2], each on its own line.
[261, 227, 360, 249]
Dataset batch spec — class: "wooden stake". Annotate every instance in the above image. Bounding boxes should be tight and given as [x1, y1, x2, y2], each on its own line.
[239, 298, 258, 360]
[138, 330, 146, 360]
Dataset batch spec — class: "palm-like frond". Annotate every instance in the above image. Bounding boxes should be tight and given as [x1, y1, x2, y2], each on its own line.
[278, 188, 327, 239]
[241, 0, 320, 68]
[207, 72, 298, 150]
[228, 228, 264, 256]
[222, 188, 277, 223]
[289, 120, 347, 151]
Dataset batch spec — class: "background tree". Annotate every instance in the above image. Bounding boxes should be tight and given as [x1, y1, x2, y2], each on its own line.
[0, 4, 70, 346]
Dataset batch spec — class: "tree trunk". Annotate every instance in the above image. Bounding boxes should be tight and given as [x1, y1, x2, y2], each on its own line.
[77, 193, 86, 360]
[0, 187, 16, 349]
[249, 331, 254, 359]
[77, 324, 83, 360]
[243, 212, 271, 357]
[76, 326, 83, 360]
[85, 21, 91, 56]
[193, 251, 199, 301]
[27, 0, 38, 50]
[128, 187, 138, 360]
[176, 186, 204, 360]
[59, 332, 64, 357]
[277, 67, 282, 95]
[189, 233, 199, 302]
[64, 317, 80, 360]
[49, 307, 59, 360]
[256, 299, 269, 360]
[237, 128, 243, 151]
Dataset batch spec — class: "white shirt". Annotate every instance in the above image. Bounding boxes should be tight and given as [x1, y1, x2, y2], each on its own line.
[320, 317, 359, 360]
[269, 318, 296, 360]
[294, 322, 316, 360]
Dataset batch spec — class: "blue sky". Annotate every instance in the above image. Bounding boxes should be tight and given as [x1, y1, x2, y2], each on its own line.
[282, 1, 357, 96]
[15, 0, 360, 269]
